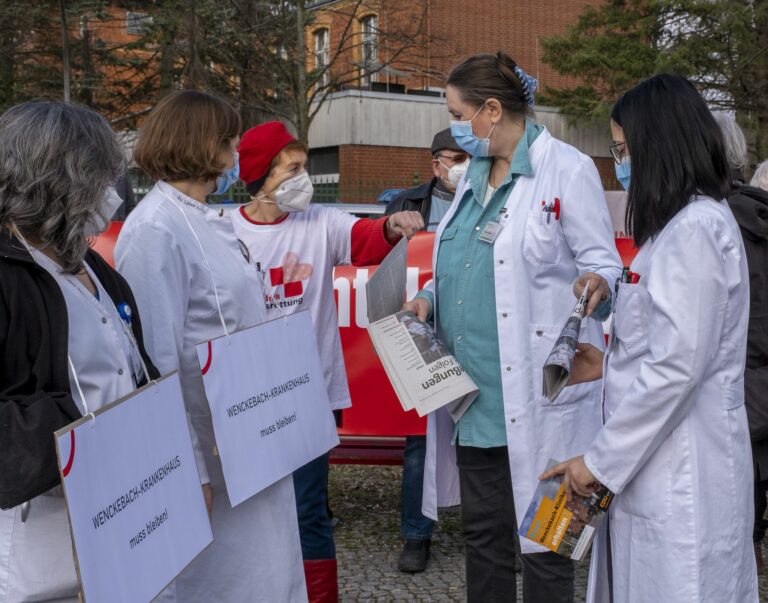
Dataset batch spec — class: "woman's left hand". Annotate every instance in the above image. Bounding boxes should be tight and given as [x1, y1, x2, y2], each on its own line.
[573, 273, 610, 317]
[539, 456, 599, 501]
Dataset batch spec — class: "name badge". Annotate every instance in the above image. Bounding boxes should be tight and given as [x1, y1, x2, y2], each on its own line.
[479, 219, 502, 244]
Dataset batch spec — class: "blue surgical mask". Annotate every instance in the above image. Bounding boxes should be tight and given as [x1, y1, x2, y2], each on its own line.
[450, 105, 495, 157]
[214, 151, 240, 195]
[615, 157, 631, 191]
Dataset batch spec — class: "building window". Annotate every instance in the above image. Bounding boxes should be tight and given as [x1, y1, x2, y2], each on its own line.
[126, 11, 151, 36]
[360, 14, 377, 86]
[314, 28, 330, 88]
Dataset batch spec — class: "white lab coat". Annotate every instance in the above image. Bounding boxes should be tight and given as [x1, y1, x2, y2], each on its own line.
[115, 182, 307, 603]
[584, 198, 758, 603]
[421, 128, 623, 554]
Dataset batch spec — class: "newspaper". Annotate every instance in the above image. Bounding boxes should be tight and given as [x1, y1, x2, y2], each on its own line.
[520, 459, 613, 561]
[366, 236, 409, 323]
[542, 284, 589, 402]
[367, 311, 479, 420]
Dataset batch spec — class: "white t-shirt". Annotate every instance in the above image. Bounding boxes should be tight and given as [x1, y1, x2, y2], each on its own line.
[230, 204, 359, 410]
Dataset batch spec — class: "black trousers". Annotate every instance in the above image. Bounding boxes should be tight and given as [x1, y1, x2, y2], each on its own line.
[456, 445, 575, 603]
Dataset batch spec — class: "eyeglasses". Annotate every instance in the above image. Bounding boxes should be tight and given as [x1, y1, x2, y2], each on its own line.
[609, 142, 627, 165]
[435, 153, 469, 165]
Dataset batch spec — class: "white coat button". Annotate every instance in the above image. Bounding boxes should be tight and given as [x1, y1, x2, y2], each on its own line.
[510, 418, 516, 423]
[457, 299, 463, 305]
[457, 335, 463, 341]
[475, 226, 480, 231]
[101, 317, 107, 324]
[506, 366, 511, 371]
[117, 368, 124, 375]
[465, 263, 471, 269]
[499, 259, 505, 264]
[502, 313, 508, 318]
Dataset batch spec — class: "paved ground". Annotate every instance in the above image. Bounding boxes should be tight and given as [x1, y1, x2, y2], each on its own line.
[330, 464, 768, 602]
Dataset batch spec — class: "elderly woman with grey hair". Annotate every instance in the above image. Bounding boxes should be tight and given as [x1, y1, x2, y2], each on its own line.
[715, 113, 768, 570]
[0, 101, 159, 601]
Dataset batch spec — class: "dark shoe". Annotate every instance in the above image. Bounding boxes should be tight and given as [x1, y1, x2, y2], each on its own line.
[398, 539, 430, 573]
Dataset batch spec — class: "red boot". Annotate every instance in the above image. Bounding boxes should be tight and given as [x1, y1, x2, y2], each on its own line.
[303, 559, 339, 603]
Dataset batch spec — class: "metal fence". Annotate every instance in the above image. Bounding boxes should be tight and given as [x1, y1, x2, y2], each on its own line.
[128, 170, 407, 206]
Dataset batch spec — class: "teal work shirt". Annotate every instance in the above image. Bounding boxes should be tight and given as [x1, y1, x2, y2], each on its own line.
[424, 120, 543, 447]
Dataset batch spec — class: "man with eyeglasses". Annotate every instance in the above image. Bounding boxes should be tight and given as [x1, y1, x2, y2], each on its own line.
[385, 128, 469, 573]
[386, 128, 470, 232]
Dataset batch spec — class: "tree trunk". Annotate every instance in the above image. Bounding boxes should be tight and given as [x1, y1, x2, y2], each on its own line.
[58, 0, 70, 103]
[294, 0, 309, 143]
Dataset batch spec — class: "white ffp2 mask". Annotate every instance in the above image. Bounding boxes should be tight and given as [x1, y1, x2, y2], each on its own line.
[274, 172, 314, 213]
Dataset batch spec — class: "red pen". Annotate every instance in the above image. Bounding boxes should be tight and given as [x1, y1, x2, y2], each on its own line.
[553, 198, 561, 220]
[630, 273, 641, 284]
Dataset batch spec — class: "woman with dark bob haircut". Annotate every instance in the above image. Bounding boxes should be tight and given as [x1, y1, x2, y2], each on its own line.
[0, 101, 159, 601]
[403, 51, 622, 602]
[115, 90, 306, 602]
[544, 74, 759, 602]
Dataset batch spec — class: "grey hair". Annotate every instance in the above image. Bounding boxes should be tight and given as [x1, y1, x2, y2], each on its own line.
[0, 101, 124, 272]
[750, 160, 768, 191]
[713, 112, 748, 174]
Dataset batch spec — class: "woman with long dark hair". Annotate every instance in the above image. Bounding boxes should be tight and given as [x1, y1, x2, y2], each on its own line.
[544, 74, 759, 602]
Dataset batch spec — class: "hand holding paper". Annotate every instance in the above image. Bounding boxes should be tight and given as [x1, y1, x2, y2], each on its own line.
[573, 272, 610, 317]
[568, 343, 604, 386]
[542, 283, 590, 401]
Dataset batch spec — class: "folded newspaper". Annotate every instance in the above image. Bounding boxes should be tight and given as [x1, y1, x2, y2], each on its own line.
[542, 284, 589, 402]
[367, 311, 478, 420]
[520, 459, 613, 561]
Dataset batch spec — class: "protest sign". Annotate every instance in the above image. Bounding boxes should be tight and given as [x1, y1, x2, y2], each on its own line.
[55, 373, 212, 603]
[197, 310, 339, 507]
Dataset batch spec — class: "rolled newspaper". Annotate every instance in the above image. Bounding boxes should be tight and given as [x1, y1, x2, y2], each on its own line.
[542, 284, 590, 402]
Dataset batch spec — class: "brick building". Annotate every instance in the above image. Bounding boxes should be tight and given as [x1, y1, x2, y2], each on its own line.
[305, 0, 620, 201]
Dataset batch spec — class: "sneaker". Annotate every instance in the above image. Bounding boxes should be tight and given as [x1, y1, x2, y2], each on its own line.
[398, 539, 431, 573]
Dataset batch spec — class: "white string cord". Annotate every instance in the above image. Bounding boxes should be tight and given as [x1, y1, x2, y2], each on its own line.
[163, 192, 230, 340]
[68, 355, 95, 426]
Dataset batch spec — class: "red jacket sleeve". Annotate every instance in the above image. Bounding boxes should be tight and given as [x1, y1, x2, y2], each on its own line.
[350, 217, 398, 266]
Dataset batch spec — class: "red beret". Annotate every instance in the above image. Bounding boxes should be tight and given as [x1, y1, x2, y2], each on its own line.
[238, 121, 296, 188]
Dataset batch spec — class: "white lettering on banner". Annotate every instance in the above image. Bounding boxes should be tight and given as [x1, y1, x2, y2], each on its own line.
[197, 310, 339, 508]
[55, 373, 212, 603]
[353, 268, 369, 328]
[333, 267, 421, 329]
[333, 277, 351, 327]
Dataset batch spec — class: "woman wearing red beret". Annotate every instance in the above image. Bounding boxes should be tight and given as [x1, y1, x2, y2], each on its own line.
[232, 121, 423, 602]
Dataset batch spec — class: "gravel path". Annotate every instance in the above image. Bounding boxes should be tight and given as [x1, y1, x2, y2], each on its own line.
[330, 464, 768, 602]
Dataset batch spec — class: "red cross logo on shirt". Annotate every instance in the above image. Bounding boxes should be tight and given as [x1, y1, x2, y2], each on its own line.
[269, 266, 303, 298]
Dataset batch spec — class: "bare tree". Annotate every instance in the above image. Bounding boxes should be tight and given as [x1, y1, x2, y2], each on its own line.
[226, 0, 436, 141]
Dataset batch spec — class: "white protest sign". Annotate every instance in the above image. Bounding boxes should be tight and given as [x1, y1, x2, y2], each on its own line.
[197, 310, 339, 507]
[55, 373, 212, 603]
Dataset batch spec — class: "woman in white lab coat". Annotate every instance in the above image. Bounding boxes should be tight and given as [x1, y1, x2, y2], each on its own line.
[115, 91, 306, 602]
[0, 102, 158, 602]
[403, 52, 622, 602]
[543, 74, 759, 602]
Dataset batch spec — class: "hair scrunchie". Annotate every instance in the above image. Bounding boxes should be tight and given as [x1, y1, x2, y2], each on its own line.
[513, 66, 538, 107]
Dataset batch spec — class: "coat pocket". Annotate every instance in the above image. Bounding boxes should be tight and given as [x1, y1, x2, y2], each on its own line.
[612, 283, 649, 353]
[523, 208, 561, 265]
[617, 434, 674, 522]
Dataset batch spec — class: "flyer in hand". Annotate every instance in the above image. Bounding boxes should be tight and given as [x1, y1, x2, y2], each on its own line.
[542, 284, 589, 402]
[520, 459, 613, 561]
[367, 311, 478, 421]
